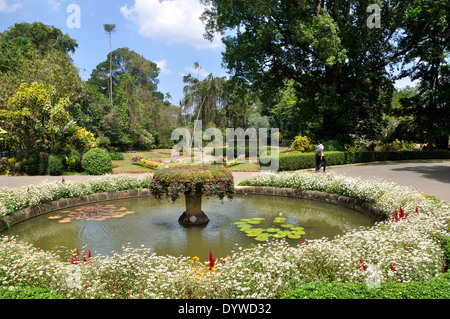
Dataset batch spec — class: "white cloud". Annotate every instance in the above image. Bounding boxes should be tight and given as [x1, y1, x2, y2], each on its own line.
[0, 0, 22, 13]
[120, 0, 222, 50]
[155, 59, 171, 74]
[46, 0, 62, 11]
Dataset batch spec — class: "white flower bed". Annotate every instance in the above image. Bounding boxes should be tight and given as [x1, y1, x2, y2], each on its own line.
[0, 174, 153, 216]
[0, 172, 449, 299]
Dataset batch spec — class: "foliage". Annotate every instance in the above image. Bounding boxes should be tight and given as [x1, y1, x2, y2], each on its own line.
[47, 155, 64, 176]
[283, 272, 450, 299]
[81, 148, 113, 175]
[0, 285, 64, 299]
[291, 136, 312, 153]
[393, 0, 450, 149]
[150, 164, 235, 203]
[201, 0, 449, 147]
[108, 152, 124, 160]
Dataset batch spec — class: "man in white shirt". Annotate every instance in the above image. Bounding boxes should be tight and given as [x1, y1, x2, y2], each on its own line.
[315, 140, 326, 173]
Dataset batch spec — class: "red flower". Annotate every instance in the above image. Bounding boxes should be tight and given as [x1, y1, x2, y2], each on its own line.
[416, 206, 419, 214]
[399, 206, 404, 219]
[390, 264, 396, 272]
[360, 259, 367, 271]
[62, 178, 65, 183]
[88, 250, 92, 258]
[208, 247, 215, 270]
[27, 187, 30, 193]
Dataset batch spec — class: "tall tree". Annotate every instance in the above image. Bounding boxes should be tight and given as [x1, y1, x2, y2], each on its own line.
[395, 0, 450, 149]
[104, 24, 117, 104]
[200, 0, 437, 144]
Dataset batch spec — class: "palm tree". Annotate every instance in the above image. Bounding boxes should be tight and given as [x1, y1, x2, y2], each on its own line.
[103, 24, 116, 104]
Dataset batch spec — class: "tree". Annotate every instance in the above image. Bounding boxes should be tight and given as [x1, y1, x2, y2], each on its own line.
[0, 82, 95, 174]
[0, 22, 82, 107]
[104, 24, 117, 104]
[200, 0, 434, 144]
[394, 0, 450, 149]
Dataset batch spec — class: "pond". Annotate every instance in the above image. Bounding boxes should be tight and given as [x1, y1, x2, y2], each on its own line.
[2, 194, 376, 260]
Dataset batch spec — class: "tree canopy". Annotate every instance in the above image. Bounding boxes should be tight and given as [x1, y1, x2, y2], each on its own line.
[201, 0, 449, 146]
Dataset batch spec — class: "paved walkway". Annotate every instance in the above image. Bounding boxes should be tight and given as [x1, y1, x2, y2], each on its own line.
[0, 160, 449, 202]
[328, 160, 450, 203]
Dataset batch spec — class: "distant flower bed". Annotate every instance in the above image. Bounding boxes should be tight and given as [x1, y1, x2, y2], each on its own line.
[0, 171, 449, 299]
[131, 156, 186, 169]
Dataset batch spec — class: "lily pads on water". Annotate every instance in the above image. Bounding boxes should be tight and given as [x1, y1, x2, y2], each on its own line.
[233, 215, 306, 242]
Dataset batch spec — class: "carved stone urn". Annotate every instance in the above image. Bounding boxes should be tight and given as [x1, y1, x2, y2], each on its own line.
[150, 164, 235, 226]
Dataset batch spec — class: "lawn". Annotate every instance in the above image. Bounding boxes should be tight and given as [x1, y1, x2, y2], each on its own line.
[111, 149, 261, 173]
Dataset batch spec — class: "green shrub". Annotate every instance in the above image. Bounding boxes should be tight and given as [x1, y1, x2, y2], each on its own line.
[81, 148, 113, 175]
[47, 155, 64, 176]
[0, 285, 64, 299]
[284, 272, 450, 299]
[291, 136, 312, 152]
[22, 151, 40, 175]
[109, 152, 124, 160]
[61, 147, 81, 172]
[325, 140, 345, 152]
[442, 236, 450, 271]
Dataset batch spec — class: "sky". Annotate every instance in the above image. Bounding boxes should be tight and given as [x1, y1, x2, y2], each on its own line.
[0, 0, 416, 105]
[0, 0, 227, 104]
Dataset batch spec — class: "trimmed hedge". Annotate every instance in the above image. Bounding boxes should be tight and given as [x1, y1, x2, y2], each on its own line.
[260, 150, 450, 171]
[0, 285, 64, 299]
[283, 272, 450, 299]
[81, 148, 113, 175]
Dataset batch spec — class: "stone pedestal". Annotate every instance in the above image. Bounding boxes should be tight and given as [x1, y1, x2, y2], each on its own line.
[178, 189, 210, 226]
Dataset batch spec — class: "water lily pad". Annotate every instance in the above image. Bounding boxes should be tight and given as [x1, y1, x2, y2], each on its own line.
[240, 219, 253, 222]
[266, 228, 279, 233]
[247, 220, 262, 225]
[292, 230, 306, 236]
[273, 217, 286, 223]
[287, 234, 302, 239]
[246, 232, 260, 237]
[280, 224, 293, 228]
[251, 217, 265, 221]
[272, 233, 286, 239]
[255, 236, 269, 242]
[291, 227, 304, 231]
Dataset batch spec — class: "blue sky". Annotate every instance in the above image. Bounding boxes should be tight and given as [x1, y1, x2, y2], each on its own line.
[0, 0, 227, 104]
[1, 0, 415, 105]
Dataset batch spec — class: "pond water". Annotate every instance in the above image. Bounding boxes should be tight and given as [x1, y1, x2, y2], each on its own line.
[3, 194, 376, 260]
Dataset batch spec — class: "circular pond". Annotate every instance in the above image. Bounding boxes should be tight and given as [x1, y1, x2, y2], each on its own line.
[2, 194, 376, 260]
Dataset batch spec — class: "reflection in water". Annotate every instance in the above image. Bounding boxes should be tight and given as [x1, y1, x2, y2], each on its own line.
[3, 194, 376, 260]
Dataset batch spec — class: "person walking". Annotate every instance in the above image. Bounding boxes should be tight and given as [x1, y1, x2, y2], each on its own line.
[315, 140, 322, 172]
[315, 140, 326, 173]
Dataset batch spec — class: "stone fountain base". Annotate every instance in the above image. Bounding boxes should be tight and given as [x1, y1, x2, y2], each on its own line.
[178, 190, 210, 226]
[178, 211, 210, 226]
